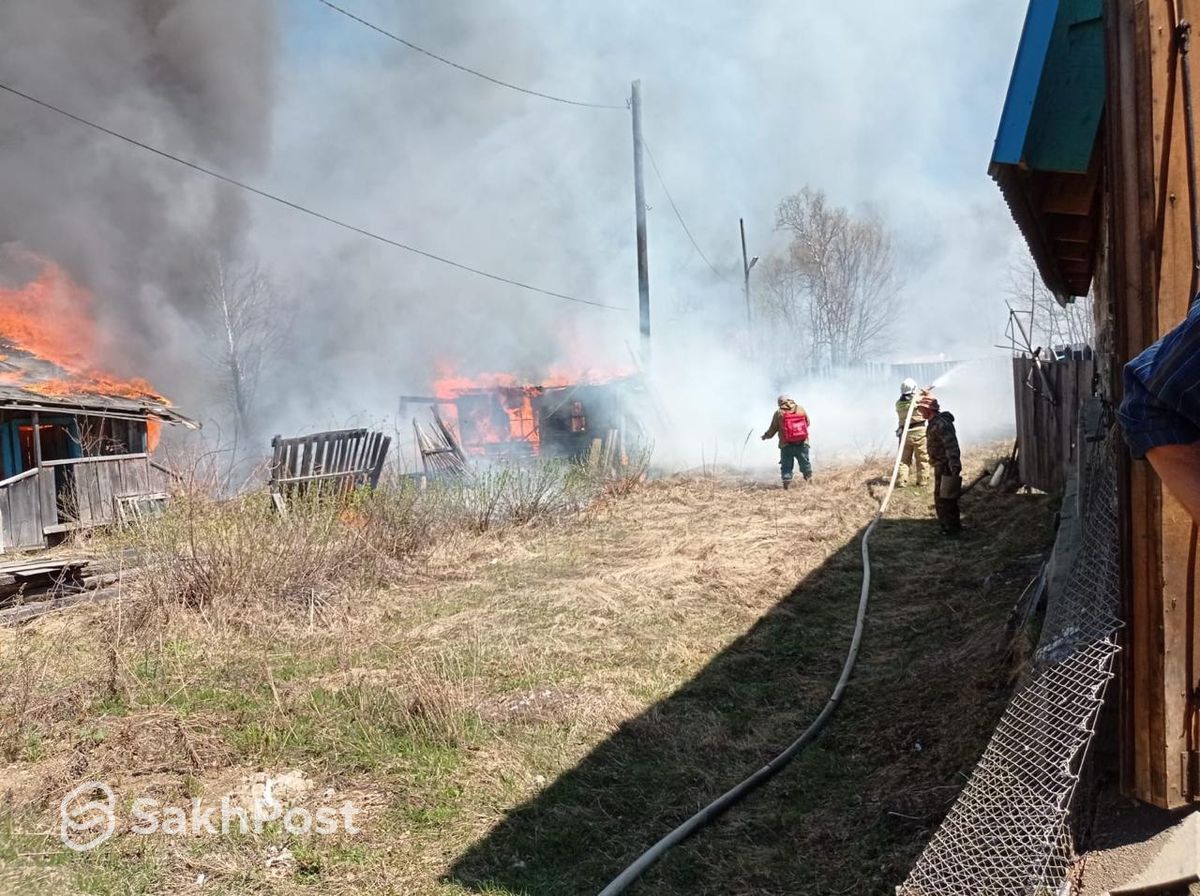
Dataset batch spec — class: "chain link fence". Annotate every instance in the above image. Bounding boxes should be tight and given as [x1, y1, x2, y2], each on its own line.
[898, 431, 1120, 895]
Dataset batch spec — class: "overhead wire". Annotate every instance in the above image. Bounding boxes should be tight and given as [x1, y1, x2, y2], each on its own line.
[315, 0, 627, 111]
[0, 78, 627, 312]
[318, 1, 731, 295]
[643, 140, 728, 282]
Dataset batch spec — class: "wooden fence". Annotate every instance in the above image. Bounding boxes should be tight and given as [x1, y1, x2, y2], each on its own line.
[0, 454, 173, 552]
[269, 428, 391, 497]
[1012, 351, 1095, 493]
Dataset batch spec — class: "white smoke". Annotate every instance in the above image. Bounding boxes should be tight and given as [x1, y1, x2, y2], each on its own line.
[1, 1, 1029, 464]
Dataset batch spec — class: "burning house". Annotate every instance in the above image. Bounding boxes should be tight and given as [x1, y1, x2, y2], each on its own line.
[405, 370, 643, 473]
[0, 261, 196, 551]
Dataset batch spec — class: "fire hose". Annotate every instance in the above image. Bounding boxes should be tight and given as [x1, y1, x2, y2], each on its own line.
[596, 398, 920, 895]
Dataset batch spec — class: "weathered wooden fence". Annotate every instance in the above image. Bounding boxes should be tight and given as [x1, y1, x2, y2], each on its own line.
[1012, 350, 1094, 493]
[0, 454, 173, 552]
[270, 428, 391, 498]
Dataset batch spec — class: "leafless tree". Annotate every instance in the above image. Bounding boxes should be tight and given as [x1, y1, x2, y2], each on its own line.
[199, 253, 284, 444]
[1005, 253, 1094, 352]
[763, 188, 901, 368]
[752, 254, 810, 370]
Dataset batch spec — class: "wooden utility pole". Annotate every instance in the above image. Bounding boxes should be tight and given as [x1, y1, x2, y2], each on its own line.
[740, 217, 757, 336]
[741, 218, 750, 332]
[631, 80, 650, 363]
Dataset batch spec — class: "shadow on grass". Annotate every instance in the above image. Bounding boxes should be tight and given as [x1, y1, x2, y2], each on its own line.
[446, 494, 1052, 895]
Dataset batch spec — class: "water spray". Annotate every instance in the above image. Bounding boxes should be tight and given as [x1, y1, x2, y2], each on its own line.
[927, 361, 967, 391]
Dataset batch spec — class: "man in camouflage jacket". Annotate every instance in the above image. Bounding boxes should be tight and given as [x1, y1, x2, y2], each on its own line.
[919, 393, 962, 535]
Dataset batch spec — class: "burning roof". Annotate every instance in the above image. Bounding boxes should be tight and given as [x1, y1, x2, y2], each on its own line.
[0, 256, 196, 428]
[415, 364, 642, 460]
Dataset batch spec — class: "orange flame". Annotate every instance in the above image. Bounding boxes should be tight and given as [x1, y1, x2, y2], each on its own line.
[430, 361, 635, 455]
[0, 258, 168, 403]
[146, 416, 162, 453]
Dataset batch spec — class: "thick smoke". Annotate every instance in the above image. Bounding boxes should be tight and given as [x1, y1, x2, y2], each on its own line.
[256, 0, 1029, 462]
[0, 1, 1028, 469]
[0, 0, 278, 404]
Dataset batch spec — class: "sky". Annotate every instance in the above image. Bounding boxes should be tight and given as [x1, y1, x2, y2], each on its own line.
[0, 0, 1033, 451]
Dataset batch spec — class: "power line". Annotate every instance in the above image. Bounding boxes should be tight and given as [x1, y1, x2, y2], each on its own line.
[643, 140, 728, 282]
[0, 79, 627, 312]
[316, 0, 627, 111]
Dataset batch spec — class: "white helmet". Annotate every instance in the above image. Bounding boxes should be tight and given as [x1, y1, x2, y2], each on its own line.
[900, 378, 917, 395]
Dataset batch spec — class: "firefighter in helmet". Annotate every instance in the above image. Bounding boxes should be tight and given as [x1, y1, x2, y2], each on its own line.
[895, 378, 928, 488]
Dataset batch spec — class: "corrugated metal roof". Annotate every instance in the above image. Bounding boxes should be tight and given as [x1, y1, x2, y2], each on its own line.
[0, 343, 198, 428]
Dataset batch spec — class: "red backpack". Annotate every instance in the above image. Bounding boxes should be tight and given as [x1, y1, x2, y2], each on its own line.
[780, 410, 809, 443]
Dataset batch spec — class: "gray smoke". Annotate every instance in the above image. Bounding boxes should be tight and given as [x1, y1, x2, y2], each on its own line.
[0, 0, 278, 399]
[0, 1, 1030, 467]
[252, 0, 1029, 462]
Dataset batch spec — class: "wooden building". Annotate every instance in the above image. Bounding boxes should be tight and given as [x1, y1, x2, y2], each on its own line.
[0, 350, 196, 552]
[405, 376, 642, 463]
[993, 0, 1200, 807]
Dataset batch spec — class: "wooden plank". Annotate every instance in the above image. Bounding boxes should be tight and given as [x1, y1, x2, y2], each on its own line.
[11, 473, 43, 549]
[40, 453, 148, 467]
[320, 433, 336, 476]
[318, 433, 333, 474]
[1040, 167, 1100, 217]
[368, 432, 385, 481]
[114, 454, 129, 498]
[352, 433, 369, 479]
[348, 433, 366, 476]
[1112, 0, 1179, 808]
[299, 437, 314, 479]
[1144, 0, 1196, 808]
[36, 468, 55, 534]
[337, 432, 354, 473]
[1, 490, 15, 553]
[94, 462, 116, 526]
[370, 436, 391, 487]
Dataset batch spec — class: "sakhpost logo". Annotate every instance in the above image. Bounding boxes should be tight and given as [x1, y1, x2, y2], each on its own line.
[59, 781, 117, 852]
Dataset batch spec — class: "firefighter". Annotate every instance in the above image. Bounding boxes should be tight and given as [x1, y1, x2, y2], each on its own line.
[919, 392, 962, 535]
[761, 395, 812, 489]
[895, 377, 928, 488]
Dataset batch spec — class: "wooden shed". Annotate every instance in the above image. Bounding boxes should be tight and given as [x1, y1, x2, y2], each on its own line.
[0, 347, 196, 552]
[995, 0, 1200, 808]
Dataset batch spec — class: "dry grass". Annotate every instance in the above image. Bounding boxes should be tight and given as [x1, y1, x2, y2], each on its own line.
[0, 444, 1055, 895]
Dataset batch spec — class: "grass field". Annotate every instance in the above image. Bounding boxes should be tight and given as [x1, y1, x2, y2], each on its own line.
[0, 446, 1055, 895]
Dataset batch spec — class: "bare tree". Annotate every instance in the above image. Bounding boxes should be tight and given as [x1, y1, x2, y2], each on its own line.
[200, 253, 284, 444]
[766, 188, 901, 368]
[752, 254, 810, 371]
[1005, 253, 1094, 352]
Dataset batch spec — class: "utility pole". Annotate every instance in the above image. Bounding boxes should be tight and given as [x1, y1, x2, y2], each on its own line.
[631, 80, 650, 364]
[740, 217, 758, 338]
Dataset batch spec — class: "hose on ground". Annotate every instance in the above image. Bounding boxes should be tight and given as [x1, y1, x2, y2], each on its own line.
[596, 400, 919, 896]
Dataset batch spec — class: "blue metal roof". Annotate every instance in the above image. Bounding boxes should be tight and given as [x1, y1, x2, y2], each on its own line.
[992, 0, 1104, 173]
[990, 0, 1105, 300]
[993, 0, 1061, 166]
